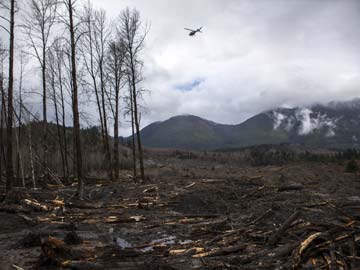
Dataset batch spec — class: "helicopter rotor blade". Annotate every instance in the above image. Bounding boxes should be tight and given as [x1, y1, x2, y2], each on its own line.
[184, 28, 195, 31]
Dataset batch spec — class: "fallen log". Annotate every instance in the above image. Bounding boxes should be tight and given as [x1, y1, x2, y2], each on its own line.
[185, 182, 196, 189]
[268, 211, 301, 246]
[12, 265, 24, 270]
[17, 213, 38, 225]
[104, 215, 146, 223]
[193, 243, 246, 258]
[65, 202, 103, 209]
[143, 186, 158, 193]
[277, 184, 304, 192]
[206, 228, 246, 245]
[246, 208, 273, 226]
[169, 247, 204, 256]
[22, 199, 50, 212]
[0, 204, 31, 214]
[240, 186, 265, 199]
[201, 179, 226, 184]
[268, 242, 299, 258]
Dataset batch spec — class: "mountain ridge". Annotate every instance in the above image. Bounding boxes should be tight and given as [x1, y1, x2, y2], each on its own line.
[138, 99, 360, 150]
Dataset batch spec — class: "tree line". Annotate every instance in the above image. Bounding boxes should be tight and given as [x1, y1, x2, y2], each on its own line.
[0, 0, 148, 199]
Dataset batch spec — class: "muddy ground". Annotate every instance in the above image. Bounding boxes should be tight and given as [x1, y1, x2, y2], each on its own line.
[1, 152, 360, 270]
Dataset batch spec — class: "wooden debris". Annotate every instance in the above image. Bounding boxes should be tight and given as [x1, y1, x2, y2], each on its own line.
[2, 160, 360, 270]
[12, 265, 24, 270]
[193, 243, 246, 258]
[292, 232, 322, 264]
[201, 179, 226, 184]
[51, 199, 65, 207]
[17, 213, 38, 225]
[240, 185, 265, 199]
[268, 211, 301, 246]
[247, 208, 273, 226]
[22, 199, 50, 212]
[277, 184, 304, 192]
[39, 236, 86, 267]
[185, 182, 196, 189]
[0, 204, 31, 214]
[169, 247, 204, 256]
[104, 215, 146, 224]
[143, 186, 158, 193]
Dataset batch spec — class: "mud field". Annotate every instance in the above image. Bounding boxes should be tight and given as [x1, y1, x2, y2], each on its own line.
[1, 153, 360, 270]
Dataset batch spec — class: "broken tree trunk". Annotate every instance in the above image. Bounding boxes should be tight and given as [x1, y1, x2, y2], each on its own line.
[268, 211, 301, 246]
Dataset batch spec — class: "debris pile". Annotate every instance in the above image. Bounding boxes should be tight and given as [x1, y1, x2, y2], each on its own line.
[1, 161, 360, 269]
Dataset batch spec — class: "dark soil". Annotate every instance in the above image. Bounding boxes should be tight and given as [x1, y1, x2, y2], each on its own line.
[1, 153, 360, 269]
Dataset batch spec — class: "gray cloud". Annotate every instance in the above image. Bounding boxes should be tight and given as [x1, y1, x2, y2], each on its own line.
[96, 0, 360, 133]
[3, 0, 360, 136]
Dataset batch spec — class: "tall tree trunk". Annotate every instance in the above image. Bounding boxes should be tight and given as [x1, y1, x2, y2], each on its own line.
[27, 121, 36, 189]
[92, 79, 104, 138]
[18, 99, 25, 187]
[0, 74, 4, 184]
[68, 0, 83, 198]
[99, 64, 113, 180]
[0, 70, 6, 183]
[16, 56, 24, 181]
[51, 67, 66, 177]
[57, 53, 69, 178]
[14, 117, 24, 187]
[57, 51, 69, 179]
[42, 46, 48, 178]
[129, 54, 145, 181]
[86, 14, 105, 143]
[113, 70, 120, 180]
[113, 110, 119, 180]
[129, 84, 137, 179]
[84, 14, 114, 179]
[6, 0, 15, 193]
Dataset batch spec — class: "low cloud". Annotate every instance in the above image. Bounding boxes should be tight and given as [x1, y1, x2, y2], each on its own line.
[296, 109, 337, 136]
[271, 108, 337, 136]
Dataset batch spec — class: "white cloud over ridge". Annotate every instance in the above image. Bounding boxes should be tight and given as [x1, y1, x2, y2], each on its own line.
[271, 108, 337, 136]
[296, 109, 336, 136]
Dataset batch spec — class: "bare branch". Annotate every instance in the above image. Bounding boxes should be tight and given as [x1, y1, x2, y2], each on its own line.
[0, 25, 10, 34]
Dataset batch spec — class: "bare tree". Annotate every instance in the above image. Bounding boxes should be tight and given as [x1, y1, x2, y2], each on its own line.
[81, 5, 113, 180]
[62, 0, 84, 198]
[117, 8, 148, 181]
[23, 0, 57, 178]
[26, 116, 36, 189]
[15, 52, 26, 186]
[53, 39, 70, 178]
[0, 0, 17, 192]
[81, 2, 105, 141]
[0, 43, 6, 184]
[107, 40, 125, 180]
[47, 46, 67, 177]
[128, 76, 137, 178]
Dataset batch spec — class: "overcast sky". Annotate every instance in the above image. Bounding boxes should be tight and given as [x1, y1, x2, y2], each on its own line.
[3, 0, 360, 135]
[92, 0, 360, 131]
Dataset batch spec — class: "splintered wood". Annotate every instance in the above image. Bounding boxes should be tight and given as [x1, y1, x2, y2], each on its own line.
[1, 162, 360, 269]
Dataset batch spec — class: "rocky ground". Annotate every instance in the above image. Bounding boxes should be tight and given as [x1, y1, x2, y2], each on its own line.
[1, 152, 360, 270]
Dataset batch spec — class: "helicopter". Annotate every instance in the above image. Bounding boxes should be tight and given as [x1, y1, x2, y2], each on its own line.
[184, 26, 203, 36]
